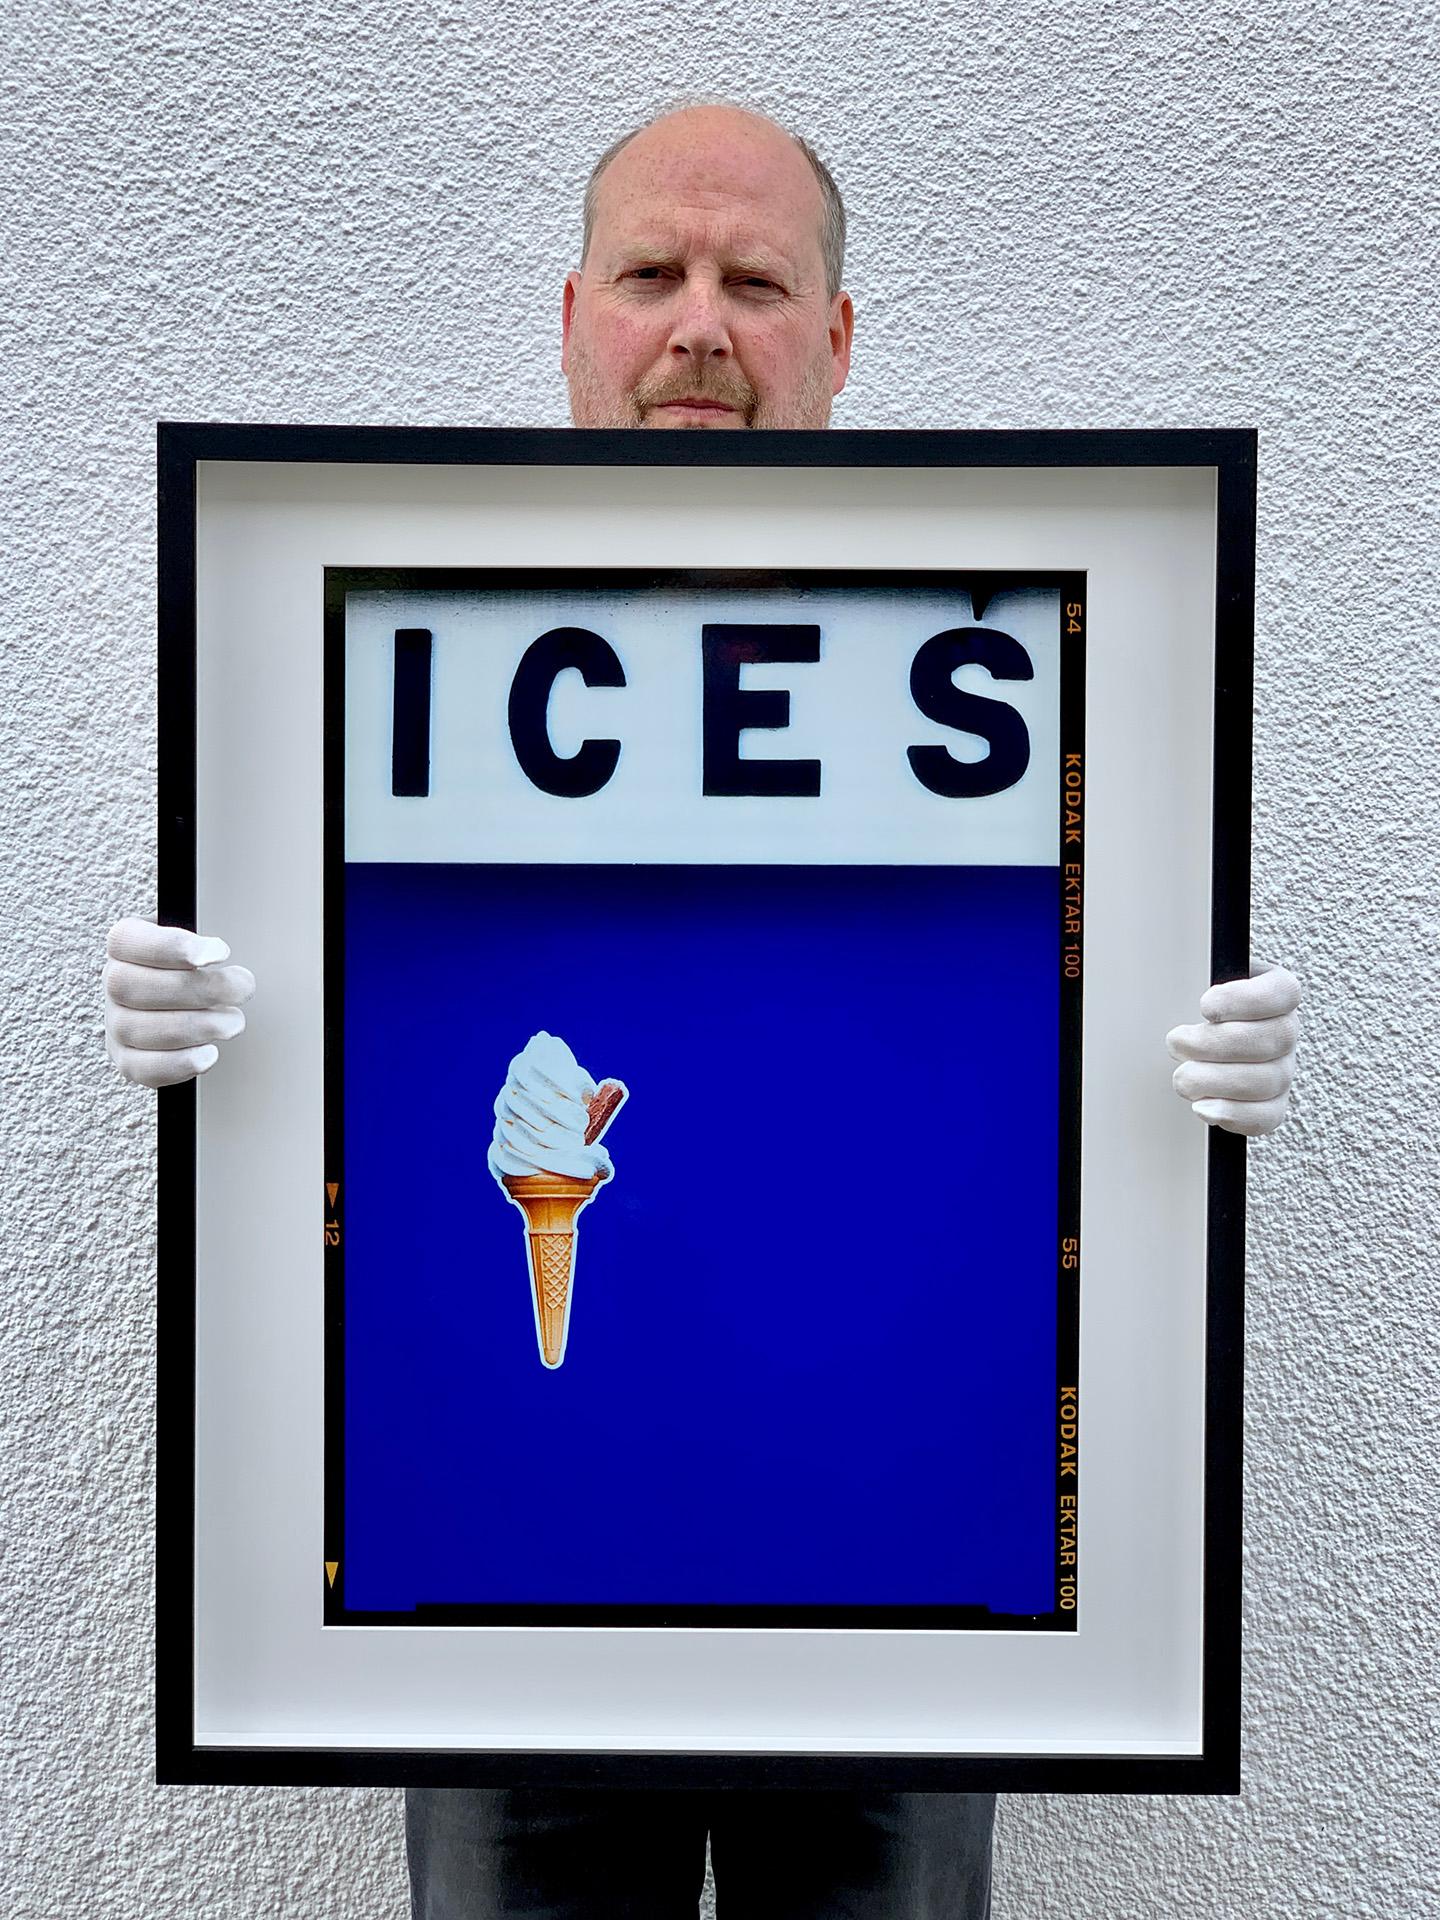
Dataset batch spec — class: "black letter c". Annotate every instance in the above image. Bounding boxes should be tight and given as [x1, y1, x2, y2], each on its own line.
[508, 627, 626, 797]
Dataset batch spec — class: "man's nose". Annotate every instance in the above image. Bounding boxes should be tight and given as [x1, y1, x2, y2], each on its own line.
[666, 278, 732, 362]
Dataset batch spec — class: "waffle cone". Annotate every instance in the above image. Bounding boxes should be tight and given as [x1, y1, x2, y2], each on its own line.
[500, 1170, 606, 1367]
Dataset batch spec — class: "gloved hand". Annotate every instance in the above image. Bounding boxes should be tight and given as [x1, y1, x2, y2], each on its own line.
[102, 917, 1301, 1129]
[103, 918, 256, 1088]
[1166, 962, 1301, 1136]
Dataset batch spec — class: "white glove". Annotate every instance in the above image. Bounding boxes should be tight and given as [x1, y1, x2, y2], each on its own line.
[1166, 962, 1301, 1136]
[103, 918, 256, 1088]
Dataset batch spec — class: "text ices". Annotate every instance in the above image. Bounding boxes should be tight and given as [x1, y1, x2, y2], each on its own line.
[391, 622, 1035, 801]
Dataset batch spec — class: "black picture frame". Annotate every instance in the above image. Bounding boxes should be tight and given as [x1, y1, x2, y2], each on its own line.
[156, 424, 1254, 1791]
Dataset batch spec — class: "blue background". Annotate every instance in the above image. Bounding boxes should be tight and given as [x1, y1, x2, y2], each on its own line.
[343, 863, 1059, 1614]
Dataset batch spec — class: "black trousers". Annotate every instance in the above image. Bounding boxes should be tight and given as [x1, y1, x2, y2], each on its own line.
[406, 1788, 995, 1920]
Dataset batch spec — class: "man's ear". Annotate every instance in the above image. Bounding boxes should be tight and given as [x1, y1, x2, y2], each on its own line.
[829, 290, 854, 395]
[561, 270, 583, 372]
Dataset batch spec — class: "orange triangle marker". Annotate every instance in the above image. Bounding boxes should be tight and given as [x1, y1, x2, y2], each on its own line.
[326, 1183, 338, 1206]
[325, 1561, 338, 1588]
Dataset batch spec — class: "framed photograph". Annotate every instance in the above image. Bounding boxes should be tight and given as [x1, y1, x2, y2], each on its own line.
[157, 424, 1254, 1790]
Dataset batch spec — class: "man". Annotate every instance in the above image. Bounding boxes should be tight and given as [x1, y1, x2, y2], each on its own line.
[561, 102, 852, 431]
[103, 102, 1301, 1918]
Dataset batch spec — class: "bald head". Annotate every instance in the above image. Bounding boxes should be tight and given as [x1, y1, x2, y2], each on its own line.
[583, 105, 846, 301]
[562, 104, 854, 430]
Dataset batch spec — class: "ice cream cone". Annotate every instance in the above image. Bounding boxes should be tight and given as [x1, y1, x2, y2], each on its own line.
[500, 1170, 606, 1367]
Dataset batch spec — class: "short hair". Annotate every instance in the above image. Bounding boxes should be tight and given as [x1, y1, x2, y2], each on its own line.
[580, 101, 846, 301]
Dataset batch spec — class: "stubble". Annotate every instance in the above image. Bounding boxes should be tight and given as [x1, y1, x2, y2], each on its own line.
[566, 334, 833, 430]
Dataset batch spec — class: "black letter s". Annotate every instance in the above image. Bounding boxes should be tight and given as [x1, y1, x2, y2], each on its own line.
[907, 627, 1033, 798]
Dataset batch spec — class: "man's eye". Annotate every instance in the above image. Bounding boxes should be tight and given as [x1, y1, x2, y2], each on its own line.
[736, 277, 782, 294]
[625, 267, 667, 282]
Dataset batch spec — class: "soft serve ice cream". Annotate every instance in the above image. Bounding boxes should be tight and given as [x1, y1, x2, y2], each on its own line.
[487, 1031, 621, 1184]
[489, 1032, 627, 1368]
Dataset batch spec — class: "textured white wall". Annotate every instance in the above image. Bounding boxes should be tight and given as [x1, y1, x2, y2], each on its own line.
[4, 0, 1435, 1914]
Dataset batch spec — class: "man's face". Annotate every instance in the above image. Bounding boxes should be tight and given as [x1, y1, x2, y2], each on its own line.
[562, 108, 853, 430]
